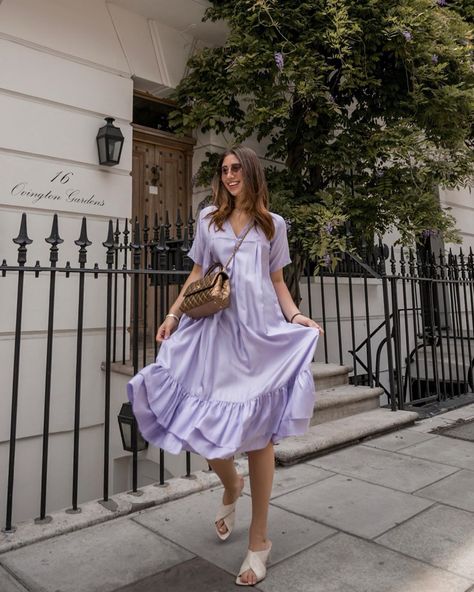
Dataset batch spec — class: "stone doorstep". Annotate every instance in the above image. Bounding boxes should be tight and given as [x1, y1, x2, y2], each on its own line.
[311, 362, 351, 390]
[275, 408, 419, 466]
[0, 460, 249, 556]
[107, 360, 134, 377]
[311, 385, 383, 426]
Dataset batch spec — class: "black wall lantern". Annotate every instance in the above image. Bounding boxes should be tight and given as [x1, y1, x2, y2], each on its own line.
[117, 402, 148, 452]
[96, 117, 124, 166]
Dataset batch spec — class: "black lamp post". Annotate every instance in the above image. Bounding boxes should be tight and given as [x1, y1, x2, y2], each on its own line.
[117, 402, 148, 452]
[96, 117, 124, 166]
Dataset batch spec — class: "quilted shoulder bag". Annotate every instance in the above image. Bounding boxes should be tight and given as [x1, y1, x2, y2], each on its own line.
[179, 221, 253, 319]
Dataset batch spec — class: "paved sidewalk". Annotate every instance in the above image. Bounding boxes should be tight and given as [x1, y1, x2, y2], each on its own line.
[1, 405, 474, 592]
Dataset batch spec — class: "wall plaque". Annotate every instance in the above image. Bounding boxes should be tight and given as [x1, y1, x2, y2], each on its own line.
[0, 153, 131, 218]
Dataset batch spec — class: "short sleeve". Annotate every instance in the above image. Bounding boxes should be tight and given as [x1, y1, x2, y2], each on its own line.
[269, 215, 292, 272]
[188, 210, 206, 265]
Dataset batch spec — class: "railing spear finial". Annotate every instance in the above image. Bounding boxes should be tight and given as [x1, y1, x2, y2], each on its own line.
[13, 213, 33, 266]
[75, 217, 92, 265]
[143, 214, 149, 245]
[164, 210, 171, 240]
[153, 212, 159, 242]
[176, 207, 183, 240]
[45, 214, 64, 266]
[188, 205, 195, 241]
[103, 220, 115, 267]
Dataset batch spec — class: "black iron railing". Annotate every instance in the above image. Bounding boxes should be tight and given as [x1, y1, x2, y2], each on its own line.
[1, 211, 195, 533]
[308, 243, 474, 410]
[3, 212, 474, 532]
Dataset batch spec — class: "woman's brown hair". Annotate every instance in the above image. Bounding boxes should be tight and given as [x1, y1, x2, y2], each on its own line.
[207, 146, 275, 241]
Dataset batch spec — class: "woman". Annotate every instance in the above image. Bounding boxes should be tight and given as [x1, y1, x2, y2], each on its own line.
[128, 146, 322, 586]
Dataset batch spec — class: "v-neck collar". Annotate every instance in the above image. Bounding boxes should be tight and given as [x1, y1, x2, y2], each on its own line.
[227, 218, 254, 240]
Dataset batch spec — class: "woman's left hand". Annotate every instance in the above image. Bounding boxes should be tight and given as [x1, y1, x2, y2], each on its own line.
[293, 315, 324, 334]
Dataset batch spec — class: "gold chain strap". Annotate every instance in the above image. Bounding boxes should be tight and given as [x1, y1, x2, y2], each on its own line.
[222, 221, 254, 271]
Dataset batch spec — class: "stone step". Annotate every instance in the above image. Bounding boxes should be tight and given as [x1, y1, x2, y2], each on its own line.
[312, 362, 352, 390]
[275, 408, 419, 465]
[311, 384, 383, 426]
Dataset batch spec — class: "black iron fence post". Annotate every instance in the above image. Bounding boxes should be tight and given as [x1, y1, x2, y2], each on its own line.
[101, 221, 116, 510]
[37, 214, 63, 524]
[67, 218, 91, 514]
[3, 214, 32, 533]
[121, 219, 129, 365]
[389, 247, 403, 409]
[130, 220, 141, 495]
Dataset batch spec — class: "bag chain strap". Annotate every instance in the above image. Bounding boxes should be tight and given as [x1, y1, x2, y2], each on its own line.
[222, 221, 254, 271]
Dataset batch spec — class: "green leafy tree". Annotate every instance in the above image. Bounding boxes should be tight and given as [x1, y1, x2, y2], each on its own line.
[452, 0, 474, 24]
[171, 0, 474, 290]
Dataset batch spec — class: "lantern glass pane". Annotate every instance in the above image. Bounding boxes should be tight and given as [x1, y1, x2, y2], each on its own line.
[109, 139, 122, 163]
[97, 136, 107, 164]
[119, 422, 132, 450]
[136, 432, 148, 451]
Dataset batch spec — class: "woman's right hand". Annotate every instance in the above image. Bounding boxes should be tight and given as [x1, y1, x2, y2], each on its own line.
[156, 316, 180, 342]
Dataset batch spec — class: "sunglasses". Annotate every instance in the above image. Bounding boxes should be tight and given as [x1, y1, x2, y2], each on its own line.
[221, 163, 242, 175]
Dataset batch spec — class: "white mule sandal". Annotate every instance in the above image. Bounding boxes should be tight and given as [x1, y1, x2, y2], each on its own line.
[235, 541, 272, 586]
[215, 477, 244, 541]
[214, 499, 239, 541]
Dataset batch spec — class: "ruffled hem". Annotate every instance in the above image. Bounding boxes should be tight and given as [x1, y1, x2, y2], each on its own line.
[127, 364, 316, 460]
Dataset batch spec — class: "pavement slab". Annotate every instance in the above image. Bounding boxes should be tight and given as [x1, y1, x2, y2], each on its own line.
[132, 486, 335, 575]
[271, 474, 434, 539]
[376, 504, 474, 580]
[0, 516, 194, 592]
[363, 429, 437, 452]
[0, 565, 28, 592]
[411, 416, 458, 433]
[243, 462, 334, 499]
[258, 532, 472, 592]
[441, 419, 474, 442]
[113, 557, 262, 592]
[399, 435, 474, 470]
[435, 407, 474, 422]
[415, 469, 474, 513]
[306, 445, 458, 493]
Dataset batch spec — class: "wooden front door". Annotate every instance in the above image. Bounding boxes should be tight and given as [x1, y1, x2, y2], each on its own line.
[131, 125, 195, 343]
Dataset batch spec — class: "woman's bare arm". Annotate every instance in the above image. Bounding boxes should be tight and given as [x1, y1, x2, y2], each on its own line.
[270, 269, 324, 332]
[156, 263, 203, 341]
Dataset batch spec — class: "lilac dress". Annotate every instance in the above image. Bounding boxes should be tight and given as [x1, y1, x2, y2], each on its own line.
[127, 206, 319, 459]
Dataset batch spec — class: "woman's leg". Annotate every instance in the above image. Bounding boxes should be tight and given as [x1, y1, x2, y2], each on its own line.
[207, 456, 244, 536]
[239, 440, 274, 585]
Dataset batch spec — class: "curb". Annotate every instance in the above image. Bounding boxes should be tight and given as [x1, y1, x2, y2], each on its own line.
[0, 459, 249, 555]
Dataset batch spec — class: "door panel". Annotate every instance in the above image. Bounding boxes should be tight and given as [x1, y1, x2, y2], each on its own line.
[131, 128, 194, 347]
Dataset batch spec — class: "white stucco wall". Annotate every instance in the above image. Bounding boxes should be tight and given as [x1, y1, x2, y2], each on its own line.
[440, 187, 474, 252]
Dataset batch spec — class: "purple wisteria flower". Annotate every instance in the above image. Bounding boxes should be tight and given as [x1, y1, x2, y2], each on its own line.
[437, 0, 447, 6]
[323, 253, 331, 267]
[284, 218, 292, 231]
[325, 222, 334, 234]
[431, 54, 439, 64]
[274, 52, 284, 71]
[402, 31, 412, 42]
[422, 229, 438, 239]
